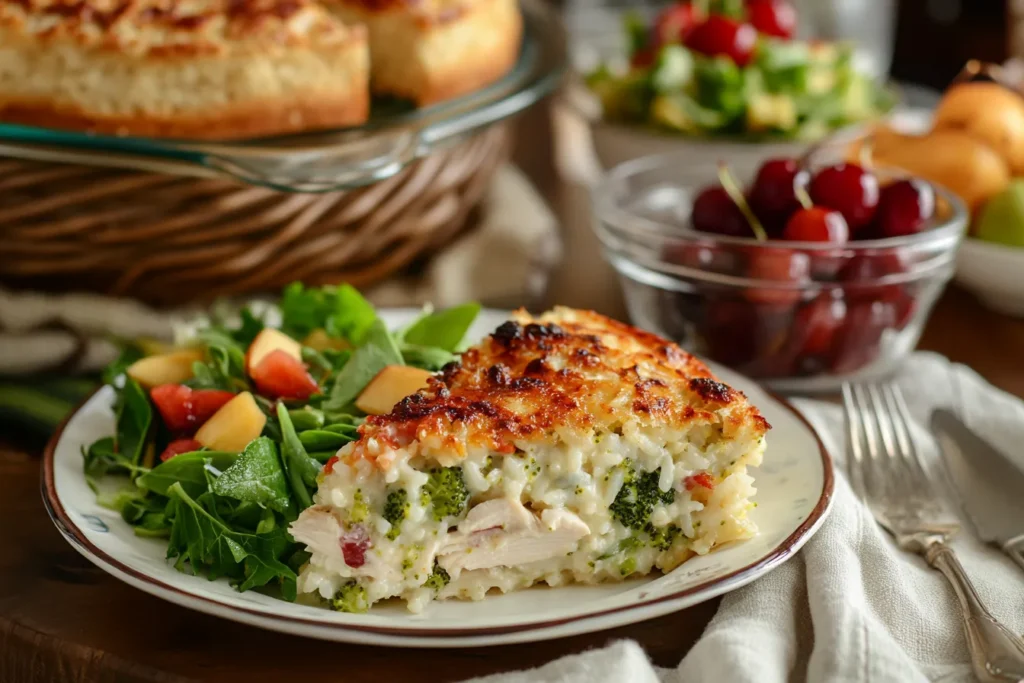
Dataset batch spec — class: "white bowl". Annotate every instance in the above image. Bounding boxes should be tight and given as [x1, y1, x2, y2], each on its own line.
[955, 238, 1024, 317]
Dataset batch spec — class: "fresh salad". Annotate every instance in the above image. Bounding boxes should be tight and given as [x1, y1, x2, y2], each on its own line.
[82, 283, 480, 601]
[586, 0, 893, 140]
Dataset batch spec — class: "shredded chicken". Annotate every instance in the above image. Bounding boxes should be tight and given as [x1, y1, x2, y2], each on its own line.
[438, 498, 590, 573]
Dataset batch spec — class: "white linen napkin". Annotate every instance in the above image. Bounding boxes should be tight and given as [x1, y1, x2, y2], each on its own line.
[464, 352, 1024, 683]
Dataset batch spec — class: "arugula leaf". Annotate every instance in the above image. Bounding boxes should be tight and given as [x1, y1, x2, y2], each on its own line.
[116, 379, 152, 466]
[279, 283, 377, 344]
[401, 303, 479, 352]
[324, 319, 403, 413]
[212, 437, 292, 515]
[399, 344, 457, 371]
[233, 308, 265, 346]
[166, 482, 296, 596]
[137, 451, 238, 498]
[189, 331, 248, 392]
[276, 404, 320, 509]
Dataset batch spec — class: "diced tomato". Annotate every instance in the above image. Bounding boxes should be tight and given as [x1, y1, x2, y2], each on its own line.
[190, 389, 235, 424]
[160, 438, 203, 462]
[340, 525, 370, 568]
[250, 349, 320, 400]
[323, 455, 340, 475]
[685, 472, 716, 491]
[151, 384, 196, 433]
[150, 385, 236, 434]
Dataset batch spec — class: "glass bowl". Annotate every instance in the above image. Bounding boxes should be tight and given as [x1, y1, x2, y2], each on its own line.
[591, 152, 968, 393]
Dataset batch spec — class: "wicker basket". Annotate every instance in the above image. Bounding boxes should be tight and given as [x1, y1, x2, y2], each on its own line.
[0, 124, 509, 308]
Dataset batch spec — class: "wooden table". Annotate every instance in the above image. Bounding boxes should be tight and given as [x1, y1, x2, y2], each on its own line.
[4, 105, 1024, 683]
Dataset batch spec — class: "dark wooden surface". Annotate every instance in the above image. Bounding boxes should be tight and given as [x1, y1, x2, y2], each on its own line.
[4, 101, 1024, 683]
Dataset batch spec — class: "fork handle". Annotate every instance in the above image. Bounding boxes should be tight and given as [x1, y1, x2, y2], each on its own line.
[927, 542, 1024, 682]
[1003, 535, 1024, 574]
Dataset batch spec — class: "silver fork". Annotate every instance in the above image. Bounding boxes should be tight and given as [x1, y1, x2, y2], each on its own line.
[843, 382, 1024, 683]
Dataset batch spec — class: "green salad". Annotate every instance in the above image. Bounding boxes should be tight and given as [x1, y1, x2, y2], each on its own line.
[586, 1, 893, 140]
[82, 283, 479, 601]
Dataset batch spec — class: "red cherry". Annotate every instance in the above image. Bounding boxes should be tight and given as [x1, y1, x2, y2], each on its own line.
[745, 249, 810, 305]
[685, 15, 758, 67]
[872, 179, 936, 238]
[654, 2, 702, 44]
[663, 242, 741, 274]
[794, 293, 846, 357]
[692, 186, 752, 237]
[747, 0, 797, 39]
[748, 158, 807, 236]
[830, 301, 893, 374]
[839, 252, 907, 301]
[809, 164, 880, 232]
[782, 207, 849, 242]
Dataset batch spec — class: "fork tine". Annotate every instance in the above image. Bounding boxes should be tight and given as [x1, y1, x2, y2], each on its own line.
[884, 384, 929, 479]
[841, 383, 867, 497]
[851, 383, 888, 499]
[868, 383, 912, 502]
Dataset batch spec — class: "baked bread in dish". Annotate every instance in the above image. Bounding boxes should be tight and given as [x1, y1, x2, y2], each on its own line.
[290, 307, 769, 613]
[0, 0, 370, 140]
[327, 0, 522, 105]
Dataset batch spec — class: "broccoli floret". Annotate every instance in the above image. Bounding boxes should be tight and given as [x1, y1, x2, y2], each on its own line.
[383, 488, 410, 540]
[423, 562, 451, 592]
[609, 463, 674, 531]
[349, 489, 368, 523]
[331, 580, 369, 613]
[421, 467, 469, 521]
[647, 523, 682, 551]
[619, 557, 637, 577]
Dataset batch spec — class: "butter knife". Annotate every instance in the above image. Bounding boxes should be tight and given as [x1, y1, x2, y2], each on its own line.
[931, 409, 1024, 572]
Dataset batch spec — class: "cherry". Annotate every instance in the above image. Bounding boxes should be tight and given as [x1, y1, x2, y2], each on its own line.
[808, 163, 880, 232]
[685, 15, 758, 67]
[700, 298, 761, 367]
[782, 206, 849, 242]
[871, 179, 936, 238]
[747, 0, 797, 39]
[691, 186, 752, 237]
[794, 292, 846, 357]
[663, 242, 741, 274]
[745, 248, 810, 305]
[839, 252, 907, 302]
[748, 158, 807, 236]
[830, 301, 893, 374]
[654, 2, 702, 45]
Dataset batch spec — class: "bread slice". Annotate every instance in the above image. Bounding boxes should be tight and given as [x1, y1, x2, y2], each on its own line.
[328, 0, 522, 106]
[290, 307, 769, 613]
[0, 0, 370, 140]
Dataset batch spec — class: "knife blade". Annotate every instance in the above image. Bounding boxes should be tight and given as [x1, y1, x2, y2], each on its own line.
[931, 408, 1024, 572]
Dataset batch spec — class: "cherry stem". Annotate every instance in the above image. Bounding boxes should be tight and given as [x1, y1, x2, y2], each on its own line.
[794, 183, 813, 210]
[717, 162, 768, 241]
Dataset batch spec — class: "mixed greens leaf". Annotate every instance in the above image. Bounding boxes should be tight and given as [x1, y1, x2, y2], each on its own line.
[81, 283, 479, 601]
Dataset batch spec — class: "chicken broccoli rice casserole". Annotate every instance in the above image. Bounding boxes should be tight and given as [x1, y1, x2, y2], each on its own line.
[291, 307, 769, 613]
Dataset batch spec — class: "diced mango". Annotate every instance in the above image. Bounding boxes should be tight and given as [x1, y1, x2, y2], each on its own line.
[194, 392, 266, 452]
[355, 365, 433, 416]
[247, 328, 302, 374]
[126, 349, 205, 388]
[302, 328, 351, 352]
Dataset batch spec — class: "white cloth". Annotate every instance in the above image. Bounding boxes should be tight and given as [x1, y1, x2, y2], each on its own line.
[465, 353, 1024, 683]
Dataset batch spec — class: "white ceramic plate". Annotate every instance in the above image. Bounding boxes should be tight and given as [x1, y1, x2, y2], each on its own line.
[43, 309, 834, 648]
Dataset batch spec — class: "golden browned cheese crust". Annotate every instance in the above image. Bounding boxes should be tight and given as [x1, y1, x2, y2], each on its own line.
[327, 0, 521, 105]
[0, 0, 369, 139]
[346, 308, 771, 469]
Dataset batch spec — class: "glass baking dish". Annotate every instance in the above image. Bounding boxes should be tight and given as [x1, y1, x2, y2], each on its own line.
[0, 0, 566, 193]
